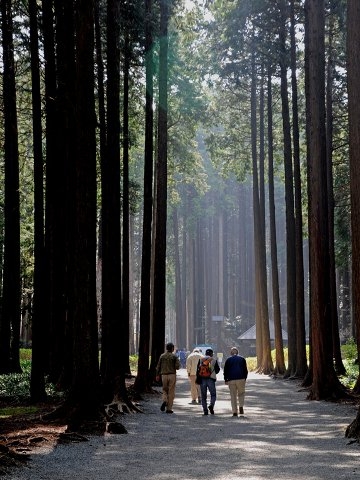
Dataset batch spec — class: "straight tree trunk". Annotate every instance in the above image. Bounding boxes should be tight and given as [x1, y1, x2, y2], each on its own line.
[122, 33, 131, 375]
[100, 0, 124, 402]
[134, 0, 154, 393]
[279, 0, 297, 378]
[66, 0, 101, 422]
[290, 0, 308, 378]
[267, 65, 285, 375]
[347, 0, 360, 395]
[150, 0, 170, 375]
[305, 0, 345, 400]
[346, 0, 360, 439]
[326, 1, 346, 376]
[173, 210, 185, 348]
[29, 0, 47, 401]
[42, 0, 58, 381]
[251, 52, 272, 373]
[0, 0, 21, 374]
[48, 0, 77, 388]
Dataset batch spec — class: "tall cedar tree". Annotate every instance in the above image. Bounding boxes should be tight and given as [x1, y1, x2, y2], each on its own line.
[67, 0, 102, 422]
[29, 0, 47, 401]
[290, 0, 307, 378]
[326, 1, 346, 376]
[305, 0, 345, 400]
[150, 0, 170, 378]
[279, 0, 297, 378]
[100, 0, 124, 404]
[46, 0, 77, 388]
[258, 63, 273, 374]
[122, 31, 131, 376]
[267, 66, 286, 375]
[0, 0, 21, 374]
[134, 0, 154, 393]
[42, 0, 58, 382]
[345, 0, 360, 441]
[47, 0, 103, 427]
[251, 52, 272, 374]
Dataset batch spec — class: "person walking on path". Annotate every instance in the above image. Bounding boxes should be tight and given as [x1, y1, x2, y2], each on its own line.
[186, 348, 202, 404]
[196, 348, 220, 415]
[156, 342, 181, 414]
[223, 346, 248, 417]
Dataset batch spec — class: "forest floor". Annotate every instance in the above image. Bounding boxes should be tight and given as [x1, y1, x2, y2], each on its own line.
[1, 369, 360, 479]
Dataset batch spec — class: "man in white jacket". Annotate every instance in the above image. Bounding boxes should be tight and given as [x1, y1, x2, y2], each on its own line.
[186, 348, 202, 404]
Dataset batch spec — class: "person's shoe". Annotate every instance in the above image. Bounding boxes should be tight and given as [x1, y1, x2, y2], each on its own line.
[160, 402, 166, 412]
[208, 404, 214, 415]
[203, 410, 208, 416]
[189, 400, 197, 404]
[166, 410, 173, 414]
[239, 407, 244, 415]
[232, 413, 238, 417]
[198, 397, 201, 404]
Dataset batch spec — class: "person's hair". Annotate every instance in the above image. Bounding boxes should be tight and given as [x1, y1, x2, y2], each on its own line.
[193, 348, 200, 353]
[230, 347, 239, 355]
[205, 348, 213, 356]
[166, 342, 174, 351]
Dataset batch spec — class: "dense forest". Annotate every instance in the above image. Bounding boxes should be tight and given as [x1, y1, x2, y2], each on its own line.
[0, 0, 360, 436]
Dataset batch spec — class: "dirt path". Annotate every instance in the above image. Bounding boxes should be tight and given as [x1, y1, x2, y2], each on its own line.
[5, 369, 360, 480]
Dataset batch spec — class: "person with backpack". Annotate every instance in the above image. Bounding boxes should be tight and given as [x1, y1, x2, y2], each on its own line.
[196, 348, 220, 416]
[223, 346, 248, 417]
[155, 342, 181, 414]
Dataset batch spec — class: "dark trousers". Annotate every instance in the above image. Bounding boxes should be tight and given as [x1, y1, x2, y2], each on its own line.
[200, 378, 216, 412]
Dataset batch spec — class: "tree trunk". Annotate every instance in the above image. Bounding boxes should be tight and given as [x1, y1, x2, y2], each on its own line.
[267, 65, 285, 376]
[305, 0, 345, 400]
[347, 0, 360, 395]
[134, 0, 154, 393]
[151, 0, 170, 376]
[29, 0, 47, 401]
[0, 0, 21, 374]
[100, 0, 125, 402]
[290, 0, 307, 378]
[42, 0, 59, 382]
[325, 1, 346, 377]
[251, 52, 272, 374]
[279, 0, 297, 378]
[122, 33, 131, 376]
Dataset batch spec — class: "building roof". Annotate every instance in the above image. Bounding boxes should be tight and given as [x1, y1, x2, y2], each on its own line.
[238, 321, 288, 340]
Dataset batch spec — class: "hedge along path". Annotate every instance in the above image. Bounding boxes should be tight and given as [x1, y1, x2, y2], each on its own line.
[6, 369, 360, 480]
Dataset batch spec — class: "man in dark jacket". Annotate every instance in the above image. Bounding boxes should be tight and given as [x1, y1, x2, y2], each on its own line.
[223, 347, 248, 417]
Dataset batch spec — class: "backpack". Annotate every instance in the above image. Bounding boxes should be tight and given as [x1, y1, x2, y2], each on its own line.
[198, 357, 212, 377]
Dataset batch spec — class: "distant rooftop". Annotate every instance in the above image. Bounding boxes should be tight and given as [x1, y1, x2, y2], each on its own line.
[238, 321, 288, 340]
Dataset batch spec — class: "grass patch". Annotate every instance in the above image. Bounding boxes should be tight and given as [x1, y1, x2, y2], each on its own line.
[0, 405, 39, 419]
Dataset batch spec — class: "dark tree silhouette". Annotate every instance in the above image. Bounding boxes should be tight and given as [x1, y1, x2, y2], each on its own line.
[134, 0, 155, 393]
[346, 0, 360, 438]
[29, 0, 47, 402]
[150, 0, 170, 379]
[0, 0, 21, 374]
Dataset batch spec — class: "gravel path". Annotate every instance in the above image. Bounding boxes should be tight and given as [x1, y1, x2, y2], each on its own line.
[5, 369, 360, 480]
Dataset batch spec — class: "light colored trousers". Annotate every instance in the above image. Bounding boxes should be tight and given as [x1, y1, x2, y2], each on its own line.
[189, 374, 200, 401]
[228, 379, 246, 414]
[161, 374, 177, 410]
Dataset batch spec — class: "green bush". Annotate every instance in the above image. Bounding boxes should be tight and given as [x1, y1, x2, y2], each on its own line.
[340, 338, 358, 389]
[0, 351, 57, 399]
[129, 355, 138, 374]
[0, 360, 31, 398]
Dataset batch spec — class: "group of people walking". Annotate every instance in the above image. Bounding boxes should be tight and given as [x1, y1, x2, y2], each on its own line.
[155, 342, 248, 416]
